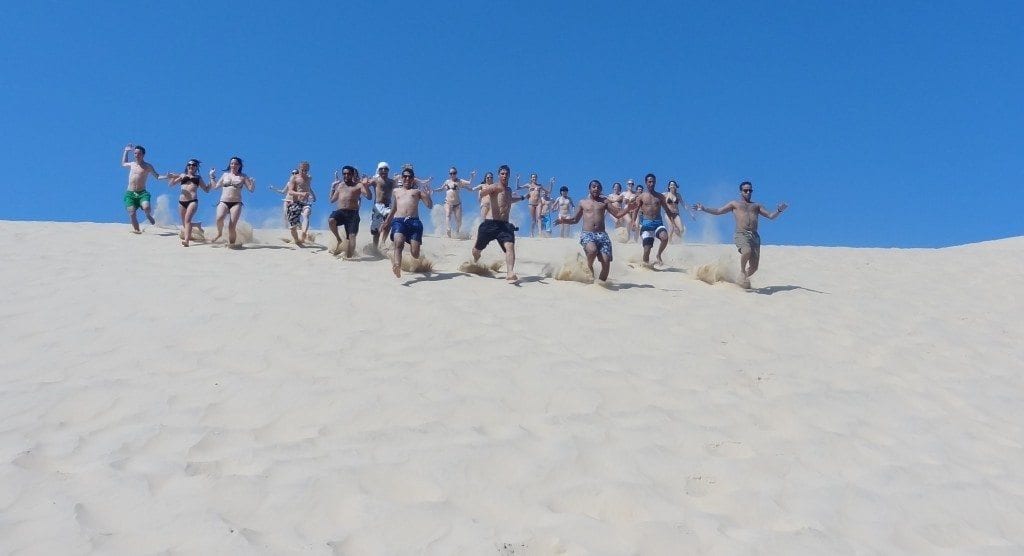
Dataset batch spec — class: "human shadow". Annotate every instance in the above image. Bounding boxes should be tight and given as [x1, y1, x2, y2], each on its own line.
[748, 285, 829, 295]
[402, 272, 470, 287]
[227, 243, 294, 251]
[603, 282, 656, 291]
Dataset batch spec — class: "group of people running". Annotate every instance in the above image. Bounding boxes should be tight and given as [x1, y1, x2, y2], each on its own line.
[120, 144, 789, 286]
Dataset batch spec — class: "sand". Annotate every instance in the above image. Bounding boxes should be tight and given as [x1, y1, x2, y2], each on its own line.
[1, 220, 1022, 554]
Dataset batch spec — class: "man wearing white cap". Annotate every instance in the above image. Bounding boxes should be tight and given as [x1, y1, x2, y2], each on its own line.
[368, 161, 396, 249]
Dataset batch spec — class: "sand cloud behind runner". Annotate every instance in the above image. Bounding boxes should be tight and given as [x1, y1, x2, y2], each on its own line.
[152, 194, 174, 227]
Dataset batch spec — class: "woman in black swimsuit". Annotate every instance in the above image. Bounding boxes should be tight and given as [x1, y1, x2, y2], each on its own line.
[209, 156, 256, 247]
[168, 159, 209, 247]
[665, 180, 687, 243]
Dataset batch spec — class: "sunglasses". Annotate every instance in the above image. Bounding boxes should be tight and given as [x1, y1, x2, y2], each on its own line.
[187, 163, 197, 167]
[342, 171, 352, 175]
[741, 189, 753, 193]
[402, 174, 413, 179]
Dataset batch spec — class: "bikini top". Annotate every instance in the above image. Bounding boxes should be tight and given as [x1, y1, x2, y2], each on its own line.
[180, 176, 200, 185]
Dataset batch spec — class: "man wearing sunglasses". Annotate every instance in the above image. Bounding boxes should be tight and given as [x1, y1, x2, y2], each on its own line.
[381, 168, 433, 278]
[328, 165, 372, 258]
[693, 181, 788, 288]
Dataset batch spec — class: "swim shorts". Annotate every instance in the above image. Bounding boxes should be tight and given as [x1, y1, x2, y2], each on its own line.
[329, 209, 360, 237]
[474, 219, 516, 252]
[124, 190, 151, 209]
[287, 201, 306, 228]
[390, 216, 424, 243]
[541, 213, 551, 232]
[580, 231, 613, 257]
[734, 230, 761, 257]
[371, 202, 392, 234]
[639, 216, 667, 246]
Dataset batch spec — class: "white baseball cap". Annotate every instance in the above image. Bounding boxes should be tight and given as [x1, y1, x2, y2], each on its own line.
[377, 161, 389, 170]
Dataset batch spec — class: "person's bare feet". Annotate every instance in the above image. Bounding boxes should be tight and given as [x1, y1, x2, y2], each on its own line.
[130, 230, 141, 235]
[182, 240, 189, 247]
[392, 261, 401, 277]
[506, 273, 519, 283]
[147, 214, 156, 225]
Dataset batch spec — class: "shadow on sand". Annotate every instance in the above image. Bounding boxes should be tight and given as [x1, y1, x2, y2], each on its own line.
[402, 272, 470, 286]
[748, 285, 829, 295]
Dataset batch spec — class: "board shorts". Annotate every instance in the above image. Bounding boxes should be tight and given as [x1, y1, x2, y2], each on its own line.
[389, 216, 424, 243]
[124, 190, 151, 209]
[580, 231, 613, 257]
[734, 230, 761, 257]
[329, 209, 360, 238]
[474, 219, 516, 252]
[286, 201, 307, 228]
[371, 203, 391, 234]
[639, 216, 667, 246]
[541, 213, 552, 232]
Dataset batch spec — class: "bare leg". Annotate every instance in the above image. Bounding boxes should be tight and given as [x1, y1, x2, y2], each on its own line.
[472, 247, 482, 262]
[454, 204, 463, 236]
[301, 206, 311, 241]
[597, 253, 612, 281]
[183, 202, 198, 247]
[530, 205, 539, 237]
[213, 203, 227, 243]
[346, 234, 357, 258]
[127, 207, 141, 233]
[410, 240, 421, 259]
[141, 202, 155, 225]
[444, 203, 453, 237]
[655, 231, 669, 265]
[391, 233, 405, 277]
[583, 243, 598, 279]
[329, 218, 343, 254]
[642, 243, 652, 264]
[227, 204, 242, 245]
[504, 242, 517, 282]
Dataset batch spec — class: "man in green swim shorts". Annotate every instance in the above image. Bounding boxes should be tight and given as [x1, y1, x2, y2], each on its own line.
[121, 144, 167, 233]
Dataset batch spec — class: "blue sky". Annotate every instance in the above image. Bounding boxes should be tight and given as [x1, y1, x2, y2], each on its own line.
[2, 1, 1020, 247]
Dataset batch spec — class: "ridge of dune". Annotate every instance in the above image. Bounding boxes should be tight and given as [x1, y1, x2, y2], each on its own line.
[1, 220, 1022, 554]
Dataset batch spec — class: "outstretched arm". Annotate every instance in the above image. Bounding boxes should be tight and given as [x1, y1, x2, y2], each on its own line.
[760, 203, 788, 220]
[606, 198, 636, 220]
[694, 201, 735, 216]
[121, 145, 132, 167]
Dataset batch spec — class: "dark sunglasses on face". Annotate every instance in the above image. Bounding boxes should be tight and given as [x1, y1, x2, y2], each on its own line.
[742, 189, 753, 193]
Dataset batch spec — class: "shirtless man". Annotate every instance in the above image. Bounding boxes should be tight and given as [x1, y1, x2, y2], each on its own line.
[517, 173, 554, 237]
[621, 179, 638, 241]
[120, 144, 167, 233]
[538, 190, 554, 238]
[635, 173, 678, 266]
[283, 161, 315, 245]
[606, 182, 625, 229]
[557, 179, 637, 281]
[381, 168, 433, 277]
[693, 181, 788, 287]
[553, 186, 575, 238]
[434, 166, 477, 238]
[474, 165, 521, 283]
[368, 161, 397, 249]
[328, 165, 372, 258]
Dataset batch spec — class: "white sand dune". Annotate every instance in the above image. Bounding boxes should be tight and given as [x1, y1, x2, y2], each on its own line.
[1, 220, 1022, 554]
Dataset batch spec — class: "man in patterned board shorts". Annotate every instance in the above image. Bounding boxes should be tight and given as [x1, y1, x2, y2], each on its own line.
[556, 179, 637, 282]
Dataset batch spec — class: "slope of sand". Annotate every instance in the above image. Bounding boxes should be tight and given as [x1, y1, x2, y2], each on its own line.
[1, 221, 1022, 554]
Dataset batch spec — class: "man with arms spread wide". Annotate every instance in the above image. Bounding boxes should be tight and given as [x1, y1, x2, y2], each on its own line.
[693, 181, 788, 288]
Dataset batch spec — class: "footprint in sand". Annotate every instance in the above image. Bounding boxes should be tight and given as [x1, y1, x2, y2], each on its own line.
[704, 440, 754, 458]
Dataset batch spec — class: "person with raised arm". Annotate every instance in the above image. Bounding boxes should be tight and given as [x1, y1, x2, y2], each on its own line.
[328, 165, 372, 258]
[381, 168, 433, 277]
[434, 166, 477, 238]
[167, 158, 209, 247]
[120, 144, 168, 233]
[553, 185, 575, 238]
[621, 179, 638, 241]
[693, 181, 788, 287]
[557, 179, 638, 282]
[516, 173, 554, 237]
[208, 156, 255, 248]
[665, 180, 694, 243]
[283, 161, 315, 246]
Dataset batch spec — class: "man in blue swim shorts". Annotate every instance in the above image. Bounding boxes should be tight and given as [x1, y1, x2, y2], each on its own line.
[556, 179, 637, 282]
[634, 173, 678, 266]
[382, 167, 433, 278]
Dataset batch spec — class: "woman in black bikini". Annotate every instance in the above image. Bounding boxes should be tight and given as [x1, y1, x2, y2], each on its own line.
[168, 159, 209, 247]
[665, 180, 687, 243]
[209, 156, 255, 247]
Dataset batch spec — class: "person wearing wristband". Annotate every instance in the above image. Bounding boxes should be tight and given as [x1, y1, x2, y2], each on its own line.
[693, 181, 788, 288]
